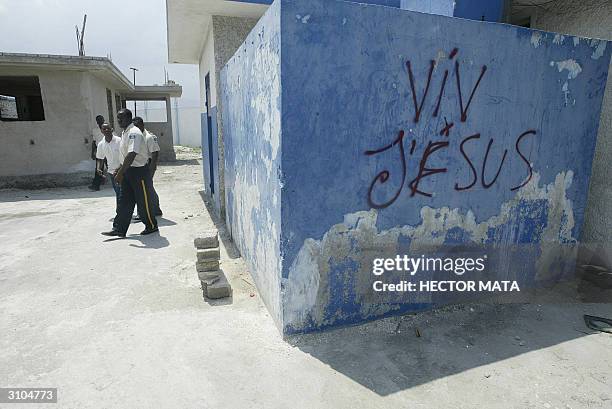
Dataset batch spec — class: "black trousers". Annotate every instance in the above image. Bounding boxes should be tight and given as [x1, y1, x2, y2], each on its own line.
[147, 159, 161, 215]
[134, 170, 161, 216]
[113, 165, 158, 234]
[151, 182, 161, 215]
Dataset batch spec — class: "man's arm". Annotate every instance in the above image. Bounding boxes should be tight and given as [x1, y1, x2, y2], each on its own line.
[96, 159, 105, 175]
[150, 151, 159, 177]
[114, 152, 136, 183]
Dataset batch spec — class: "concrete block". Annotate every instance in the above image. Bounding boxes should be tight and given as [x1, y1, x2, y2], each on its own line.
[201, 276, 220, 287]
[198, 269, 221, 282]
[203, 274, 232, 300]
[197, 247, 220, 262]
[196, 259, 219, 272]
[194, 230, 219, 249]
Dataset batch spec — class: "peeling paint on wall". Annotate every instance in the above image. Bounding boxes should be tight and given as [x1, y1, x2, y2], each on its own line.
[553, 34, 565, 44]
[530, 32, 543, 48]
[550, 59, 582, 79]
[278, 0, 610, 334]
[221, 1, 284, 327]
[533, 0, 612, 272]
[282, 170, 576, 331]
[221, 0, 611, 335]
[590, 39, 607, 60]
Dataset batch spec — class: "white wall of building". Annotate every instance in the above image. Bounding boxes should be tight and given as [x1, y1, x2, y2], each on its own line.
[0, 69, 102, 177]
[171, 105, 202, 147]
[137, 103, 202, 148]
[84, 73, 118, 140]
[200, 20, 217, 113]
[0, 67, 126, 187]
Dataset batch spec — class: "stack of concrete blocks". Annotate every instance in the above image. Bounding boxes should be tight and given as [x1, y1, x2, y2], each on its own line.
[194, 230, 232, 299]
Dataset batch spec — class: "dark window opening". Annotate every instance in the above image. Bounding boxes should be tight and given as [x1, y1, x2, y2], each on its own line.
[0, 76, 45, 121]
[106, 89, 115, 127]
[115, 94, 122, 117]
[514, 17, 531, 28]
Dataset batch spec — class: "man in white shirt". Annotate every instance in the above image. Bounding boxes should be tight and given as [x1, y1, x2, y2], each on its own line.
[133, 117, 162, 216]
[95, 123, 122, 212]
[102, 109, 158, 237]
[88, 115, 106, 191]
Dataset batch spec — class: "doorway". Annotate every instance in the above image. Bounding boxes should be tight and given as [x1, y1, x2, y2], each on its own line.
[204, 73, 215, 195]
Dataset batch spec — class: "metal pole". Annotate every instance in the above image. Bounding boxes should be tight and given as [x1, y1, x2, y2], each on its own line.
[129, 67, 139, 115]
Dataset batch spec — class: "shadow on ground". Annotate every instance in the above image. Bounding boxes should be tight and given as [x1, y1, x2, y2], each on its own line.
[288, 301, 612, 396]
[126, 233, 171, 249]
[158, 217, 178, 227]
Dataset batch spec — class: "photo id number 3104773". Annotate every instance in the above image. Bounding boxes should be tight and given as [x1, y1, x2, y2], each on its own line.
[0, 388, 57, 404]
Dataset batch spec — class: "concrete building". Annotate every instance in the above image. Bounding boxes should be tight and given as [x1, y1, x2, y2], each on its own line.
[167, 0, 610, 335]
[0, 53, 182, 188]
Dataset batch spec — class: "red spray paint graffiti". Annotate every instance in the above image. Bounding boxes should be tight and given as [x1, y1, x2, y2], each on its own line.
[365, 49, 536, 209]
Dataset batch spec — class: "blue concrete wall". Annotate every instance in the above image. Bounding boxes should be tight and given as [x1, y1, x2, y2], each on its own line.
[221, 0, 610, 334]
[235, 0, 401, 7]
[454, 0, 506, 22]
[401, 0, 507, 22]
[220, 0, 284, 327]
[400, 0, 454, 17]
[278, 0, 611, 334]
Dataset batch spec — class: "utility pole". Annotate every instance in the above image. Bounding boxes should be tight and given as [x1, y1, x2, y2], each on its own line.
[129, 67, 138, 114]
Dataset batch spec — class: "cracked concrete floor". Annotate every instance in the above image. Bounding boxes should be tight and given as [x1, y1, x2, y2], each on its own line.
[1, 151, 611, 409]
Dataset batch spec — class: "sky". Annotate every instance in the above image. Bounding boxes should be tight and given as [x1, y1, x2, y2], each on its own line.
[0, 0, 200, 108]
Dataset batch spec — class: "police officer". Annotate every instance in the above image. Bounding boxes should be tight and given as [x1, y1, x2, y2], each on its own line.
[133, 116, 162, 216]
[102, 109, 158, 237]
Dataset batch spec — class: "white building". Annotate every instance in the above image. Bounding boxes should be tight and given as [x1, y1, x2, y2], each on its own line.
[166, 0, 267, 217]
[0, 53, 182, 188]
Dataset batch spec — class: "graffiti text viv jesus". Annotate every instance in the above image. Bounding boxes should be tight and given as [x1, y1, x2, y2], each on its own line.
[365, 48, 537, 209]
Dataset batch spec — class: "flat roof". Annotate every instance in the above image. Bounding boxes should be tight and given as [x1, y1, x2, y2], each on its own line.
[124, 85, 183, 100]
[166, 0, 268, 64]
[0, 53, 182, 97]
[0, 52, 134, 90]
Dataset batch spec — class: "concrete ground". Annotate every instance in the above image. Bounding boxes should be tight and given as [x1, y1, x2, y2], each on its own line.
[1, 148, 611, 409]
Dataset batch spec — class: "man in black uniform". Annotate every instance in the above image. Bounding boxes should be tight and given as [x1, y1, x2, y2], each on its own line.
[102, 109, 158, 237]
[133, 116, 162, 216]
